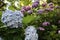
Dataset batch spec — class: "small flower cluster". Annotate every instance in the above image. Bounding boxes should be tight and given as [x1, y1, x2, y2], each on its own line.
[21, 1, 60, 15]
[20, 0, 39, 14]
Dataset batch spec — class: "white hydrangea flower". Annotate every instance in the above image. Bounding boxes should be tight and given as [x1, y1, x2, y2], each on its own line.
[25, 26, 38, 40]
[14, 1, 19, 8]
[1, 10, 24, 28]
[4, 0, 11, 10]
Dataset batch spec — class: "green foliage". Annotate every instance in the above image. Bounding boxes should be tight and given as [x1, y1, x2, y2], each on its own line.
[0, 11, 4, 27]
[20, 0, 32, 6]
[22, 15, 36, 25]
[47, 0, 60, 5]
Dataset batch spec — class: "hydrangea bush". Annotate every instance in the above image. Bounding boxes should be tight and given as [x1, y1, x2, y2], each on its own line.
[0, 0, 60, 40]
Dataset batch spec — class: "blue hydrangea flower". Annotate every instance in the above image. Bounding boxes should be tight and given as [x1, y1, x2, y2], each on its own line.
[1, 10, 13, 23]
[1, 10, 24, 28]
[25, 26, 38, 40]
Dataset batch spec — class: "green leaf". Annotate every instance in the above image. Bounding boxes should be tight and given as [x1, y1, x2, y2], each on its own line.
[20, 0, 31, 6]
[0, 11, 2, 16]
[52, 25, 57, 30]
[22, 15, 36, 24]
[9, 6, 16, 11]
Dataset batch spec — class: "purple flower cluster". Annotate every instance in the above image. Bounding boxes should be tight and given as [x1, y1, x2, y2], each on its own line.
[37, 9, 44, 14]
[49, 3, 54, 8]
[38, 27, 45, 31]
[20, 2, 57, 16]
[48, 2, 53, 6]
[41, 2, 55, 12]
[42, 3, 47, 7]
[25, 6, 31, 11]
[32, 1, 39, 8]
[21, 6, 31, 12]
[55, 6, 60, 9]
[27, 10, 33, 14]
[42, 22, 50, 26]
[45, 8, 54, 11]
[20, 0, 40, 15]
[21, 9, 25, 13]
